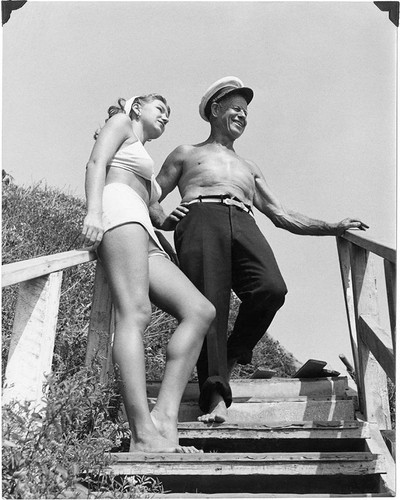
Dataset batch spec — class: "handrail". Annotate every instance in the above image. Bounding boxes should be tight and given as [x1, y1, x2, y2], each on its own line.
[341, 231, 396, 263]
[2, 249, 97, 287]
[2, 249, 101, 410]
[337, 231, 396, 430]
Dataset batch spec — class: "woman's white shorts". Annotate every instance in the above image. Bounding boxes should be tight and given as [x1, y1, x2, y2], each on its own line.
[102, 182, 168, 259]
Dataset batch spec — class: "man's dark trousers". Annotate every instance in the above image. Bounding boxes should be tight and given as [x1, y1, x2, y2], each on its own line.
[174, 202, 287, 412]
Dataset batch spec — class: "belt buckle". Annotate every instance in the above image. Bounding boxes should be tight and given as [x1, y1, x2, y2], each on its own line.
[223, 198, 235, 206]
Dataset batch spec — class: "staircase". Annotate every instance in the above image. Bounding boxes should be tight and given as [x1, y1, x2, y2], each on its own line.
[109, 376, 395, 496]
[2, 232, 395, 496]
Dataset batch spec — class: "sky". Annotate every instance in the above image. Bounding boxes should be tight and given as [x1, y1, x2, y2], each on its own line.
[2, 1, 397, 372]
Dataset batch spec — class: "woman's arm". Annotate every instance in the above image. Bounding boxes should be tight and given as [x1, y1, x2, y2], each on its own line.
[81, 114, 131, 248]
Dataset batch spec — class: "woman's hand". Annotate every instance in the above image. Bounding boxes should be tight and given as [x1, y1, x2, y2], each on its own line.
[161, 204, 189, 231]
[81, 212, 104, 250]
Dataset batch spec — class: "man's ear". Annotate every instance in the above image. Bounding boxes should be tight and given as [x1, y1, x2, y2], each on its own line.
[210, 101, 220, 119]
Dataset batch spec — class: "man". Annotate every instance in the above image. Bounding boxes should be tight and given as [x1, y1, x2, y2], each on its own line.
[150, 76, 368, 423]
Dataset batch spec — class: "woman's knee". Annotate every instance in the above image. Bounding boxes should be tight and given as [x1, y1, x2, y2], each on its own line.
[114, 299, 152, 330]
[185, 296, 216, 331]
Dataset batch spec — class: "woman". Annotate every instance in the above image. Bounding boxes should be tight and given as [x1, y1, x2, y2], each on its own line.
[81, 94, 215, 453]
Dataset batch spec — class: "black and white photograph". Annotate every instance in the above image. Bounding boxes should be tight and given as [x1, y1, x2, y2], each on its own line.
[2, 0, 397, 497]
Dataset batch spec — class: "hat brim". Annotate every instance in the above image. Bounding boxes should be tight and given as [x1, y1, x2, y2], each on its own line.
[202, 86, 254, 121]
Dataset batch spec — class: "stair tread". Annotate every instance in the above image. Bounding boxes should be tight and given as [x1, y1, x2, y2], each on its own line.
[147, 377, 349, 400]
[176, 397, 353, 405]
[173, 399, 355, 423]
[177, 420, 370, 439]
[110, 451, 385, 476]
[173, 396, 351, 403]
[178, 420, 366, 429]
[113, 451, 379, 461]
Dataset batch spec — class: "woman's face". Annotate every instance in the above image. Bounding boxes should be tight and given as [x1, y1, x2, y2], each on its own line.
[140, 99, 170, 140]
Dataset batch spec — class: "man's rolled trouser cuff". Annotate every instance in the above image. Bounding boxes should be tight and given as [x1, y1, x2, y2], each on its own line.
[227, 345, 253, 365]
[198, 375, 233, 413]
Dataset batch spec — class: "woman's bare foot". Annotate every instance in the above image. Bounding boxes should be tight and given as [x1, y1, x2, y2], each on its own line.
[129, 432, 199, 453]
[198, 391, 228, 423]
[150, 407, 179, 444]
[150, 408, 203, 453]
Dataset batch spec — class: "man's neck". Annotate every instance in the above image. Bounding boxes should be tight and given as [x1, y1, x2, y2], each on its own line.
[205, 130, 236, 150]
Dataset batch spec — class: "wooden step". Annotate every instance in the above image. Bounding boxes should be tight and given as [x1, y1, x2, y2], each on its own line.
[106, 420, 393, 495]
[178, 420, 369, 438]
[176, 421, 369, 453]
[109, 450, 385, 495]
[177, 420, 369, 439]
[111, 451, 384, 476]
[116, 421, 369, 453]
[146, 377, 349, 401]
[150, 398, 355, 423]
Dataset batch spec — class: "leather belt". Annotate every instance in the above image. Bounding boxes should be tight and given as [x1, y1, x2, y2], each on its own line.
[186, 195, 253, 216]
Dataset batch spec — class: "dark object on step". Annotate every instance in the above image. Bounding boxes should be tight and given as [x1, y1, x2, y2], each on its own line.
[320, 368, 340, 377]
[293, 359, 339, 378]
[251, 367, 276, 379]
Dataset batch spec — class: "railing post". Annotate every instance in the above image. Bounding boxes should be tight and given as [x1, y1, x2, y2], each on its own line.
[336, 237, 360, 382]
[3, 272, 63, 410]
[384, 259, 396, 353]
[85, 261, 114, 384]
[350, 246, 391, 429]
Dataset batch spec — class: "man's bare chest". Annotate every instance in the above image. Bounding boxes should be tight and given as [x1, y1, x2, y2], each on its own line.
[182, 151, 254, 182]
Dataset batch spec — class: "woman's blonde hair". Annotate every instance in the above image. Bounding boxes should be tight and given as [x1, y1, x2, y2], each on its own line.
[93, 94, 170, 139]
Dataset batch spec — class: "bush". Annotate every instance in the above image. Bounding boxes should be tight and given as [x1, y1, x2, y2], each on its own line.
[2, 182, 95, 379]
[2, 366, 163, 499]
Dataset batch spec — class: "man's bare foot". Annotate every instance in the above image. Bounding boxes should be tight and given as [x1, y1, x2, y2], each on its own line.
[198, 391, 228, 423]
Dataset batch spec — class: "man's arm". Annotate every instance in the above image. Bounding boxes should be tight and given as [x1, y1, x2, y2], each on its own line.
[157, 145, 191, 200]
[149, 201, 189, 231]
[252, 164, 368, 236]
[150, 146, 189, 230]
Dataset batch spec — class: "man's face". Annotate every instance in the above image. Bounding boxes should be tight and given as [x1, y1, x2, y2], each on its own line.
[215, 94, 248, 138]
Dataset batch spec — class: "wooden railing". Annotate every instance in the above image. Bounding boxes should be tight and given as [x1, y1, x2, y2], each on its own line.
[1, 250, 114, 410]
[337, 232, 396, 430]
[2, 233, 396, 431]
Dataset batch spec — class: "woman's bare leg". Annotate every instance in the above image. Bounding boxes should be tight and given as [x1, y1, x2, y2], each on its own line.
[148, 254, 215, 444]
[99, 224, 189, 452]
